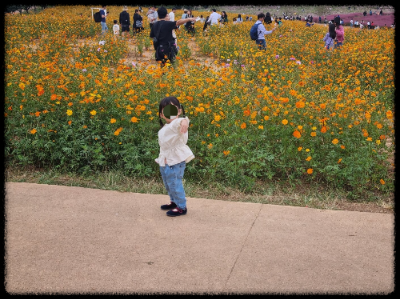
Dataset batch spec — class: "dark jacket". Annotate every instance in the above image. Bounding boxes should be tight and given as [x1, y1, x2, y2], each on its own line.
[133, 13, 143, 28]
[119, 11, 130, 26]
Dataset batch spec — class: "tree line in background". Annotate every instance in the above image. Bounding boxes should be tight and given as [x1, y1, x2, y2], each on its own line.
[5, 5, 51, 14]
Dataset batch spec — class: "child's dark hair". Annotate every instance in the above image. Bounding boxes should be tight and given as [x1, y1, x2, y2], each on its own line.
[114, 20, 117, 24]
[329, 23, 336, 39]
[158, 96, 186, 128]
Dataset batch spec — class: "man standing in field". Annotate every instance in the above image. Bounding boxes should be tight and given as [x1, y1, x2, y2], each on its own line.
[100, 5, 108, 34]
[208, 9, 221, 26]
[119, 6, 130, 38]
[254, 13, 278, 50]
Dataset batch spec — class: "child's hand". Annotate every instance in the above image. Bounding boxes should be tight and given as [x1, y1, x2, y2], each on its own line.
[180, 118, 189, 134]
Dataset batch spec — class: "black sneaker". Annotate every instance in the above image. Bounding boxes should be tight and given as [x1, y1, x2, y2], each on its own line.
[166, 207, 187, 217]
[161, 202, 177, 210]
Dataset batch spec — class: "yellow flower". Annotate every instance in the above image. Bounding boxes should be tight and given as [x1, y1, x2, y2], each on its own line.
[376, 140, 381, 145]
[110, 118, 116, 123]
[310, 132, 317, 137]
[90, 110, 97, 116]
[214, 115, 221, 122]
[66, 109, 73, 116]
[282, 119, 288, 125]
[332, 138, 339, 145]
[306, 148, 310, 152]
[258, 125, 264, 129]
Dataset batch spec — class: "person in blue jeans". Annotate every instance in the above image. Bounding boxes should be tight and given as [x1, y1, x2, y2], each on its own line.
[254, 13, 278, 50]
[155, 97, 195, 217]
[100, 5, 108, 34]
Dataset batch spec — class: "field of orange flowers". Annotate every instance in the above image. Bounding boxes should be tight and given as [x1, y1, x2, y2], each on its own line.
[5, 6, 394, 195]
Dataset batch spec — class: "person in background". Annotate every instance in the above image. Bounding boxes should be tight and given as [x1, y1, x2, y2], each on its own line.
[100, 5, 108, 34]
[185, 10, 195, 34]
[350, 19, 353, 27]
[264, 12, 272, 24]
[208, 9, 221, 25]
[237, 13, 243, 23]
[323, 23, 336, 50]
[203, 16, 210, 32]
[181, 9, 188, 19]
[319, 16, 322, 23]
[133, 9, 144, 34]
[334, 16, 344, 49]
[119, 6, 130, 38]
[220, 11, 228, 24]
[147, 6, 158, 30]
[168, 7, 176, 21]
[199, 15, 205, 22]
[254, 13, 278, 50]
[113, 20, 120, 36]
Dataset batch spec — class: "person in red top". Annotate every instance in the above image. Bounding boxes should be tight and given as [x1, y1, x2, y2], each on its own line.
[334, 16, 344, 49]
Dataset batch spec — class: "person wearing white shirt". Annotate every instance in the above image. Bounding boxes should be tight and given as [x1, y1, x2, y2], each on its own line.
[350, 19, 353, 27]
[168, 7, 176, 21]
[254, 13, 277, 50]
[208, 9, 221, 25]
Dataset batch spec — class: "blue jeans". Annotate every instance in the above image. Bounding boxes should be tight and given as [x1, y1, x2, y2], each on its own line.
[159, 161, 187, 209]
[101, 21, 108, 33]
[256, 39, 266, 50]
[335, 41, 343, 49]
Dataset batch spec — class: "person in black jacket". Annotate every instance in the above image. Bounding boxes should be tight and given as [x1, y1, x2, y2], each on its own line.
[150, 7, 196, 66]
[133, 9, 144, 34]
[119, 6, 130, 38]
[264, 12, 272, 24]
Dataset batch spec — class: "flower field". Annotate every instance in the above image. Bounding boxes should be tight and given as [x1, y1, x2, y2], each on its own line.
[5, 6, 395, 196]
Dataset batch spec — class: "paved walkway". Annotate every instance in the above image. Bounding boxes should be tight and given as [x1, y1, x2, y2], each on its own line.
[5, 182, 394, 294]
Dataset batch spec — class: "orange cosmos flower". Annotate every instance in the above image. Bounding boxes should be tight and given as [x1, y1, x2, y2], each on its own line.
[240, 122, 246, 129]
[298, 147, 303, 151]
[90, 110, 96, 116]
[306, 156, 312, 161]
[332, 138, 339, 145]
[30, 128, 37, 134]
[110, 118, 116, 123]
[131, 117, 139, 123]
[223, 150, 230, 156]
[310, 132, 317, 137]
[307, 168, 313, 174]
[380, 179, 385, 185]
[321, 126, 327, 133]
[293, 130, 301, 138]
[282, 119, 288, 125]
[338, 158, 342, 163]
[114, 127, 123, 136]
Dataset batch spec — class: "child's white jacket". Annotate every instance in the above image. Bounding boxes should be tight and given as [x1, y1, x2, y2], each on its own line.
[155, 116, 195, 167]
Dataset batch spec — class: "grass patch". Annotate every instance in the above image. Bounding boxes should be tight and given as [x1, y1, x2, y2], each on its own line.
[6, 166, 394, 214]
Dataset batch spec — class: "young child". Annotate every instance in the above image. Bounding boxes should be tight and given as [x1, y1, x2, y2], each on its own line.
[323, 23, 336, 50]
[155, 96, 195, 217]
[113, 20, 120, 36]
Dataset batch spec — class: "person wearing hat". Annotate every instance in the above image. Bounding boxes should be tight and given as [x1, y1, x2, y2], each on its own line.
[334, 16, 344, 49]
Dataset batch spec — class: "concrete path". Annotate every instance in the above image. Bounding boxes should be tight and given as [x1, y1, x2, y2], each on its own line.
[5, 182, 394, 294]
